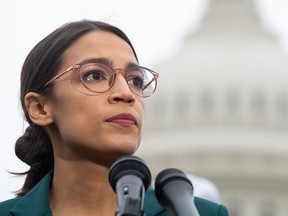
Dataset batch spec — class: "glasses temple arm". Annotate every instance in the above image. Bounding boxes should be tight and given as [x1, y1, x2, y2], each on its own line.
[40, 66, 75, 90]
[142, 77, 157, 91]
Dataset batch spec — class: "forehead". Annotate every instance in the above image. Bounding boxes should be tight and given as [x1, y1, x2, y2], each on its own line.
[61, 30, 138, 68]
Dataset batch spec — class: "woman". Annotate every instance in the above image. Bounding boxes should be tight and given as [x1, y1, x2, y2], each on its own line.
[0, 20, 229, 215]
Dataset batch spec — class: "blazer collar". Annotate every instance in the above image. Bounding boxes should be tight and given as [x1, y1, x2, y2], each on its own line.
[144, 187, 167, 215]
[10, 171, 53, 216]
[9, 171, 166, 216]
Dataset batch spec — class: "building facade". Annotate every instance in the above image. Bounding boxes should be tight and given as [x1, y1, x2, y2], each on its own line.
[137, 0, 288, 215]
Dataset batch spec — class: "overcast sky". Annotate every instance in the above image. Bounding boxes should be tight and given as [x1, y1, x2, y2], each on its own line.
[1, 0, 288, 201]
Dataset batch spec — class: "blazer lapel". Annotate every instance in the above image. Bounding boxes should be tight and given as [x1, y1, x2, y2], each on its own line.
[10, 172, 53, 216]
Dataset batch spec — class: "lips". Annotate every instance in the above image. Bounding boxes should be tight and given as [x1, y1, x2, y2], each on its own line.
[106, 113, 137, 126]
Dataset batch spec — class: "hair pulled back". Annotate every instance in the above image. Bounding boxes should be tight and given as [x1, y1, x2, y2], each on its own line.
[15, 20, 138, 196]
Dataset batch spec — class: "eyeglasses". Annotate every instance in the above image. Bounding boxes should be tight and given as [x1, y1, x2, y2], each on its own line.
[41, 62, 159, 98]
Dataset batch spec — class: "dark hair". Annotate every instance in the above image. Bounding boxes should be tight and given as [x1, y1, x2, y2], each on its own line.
[15, 20, 138, 196]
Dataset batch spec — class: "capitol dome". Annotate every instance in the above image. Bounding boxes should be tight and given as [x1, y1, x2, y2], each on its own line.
[137, 0, 288, 215]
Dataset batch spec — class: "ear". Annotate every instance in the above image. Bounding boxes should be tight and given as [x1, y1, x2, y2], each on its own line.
[24, 92, 54, 126]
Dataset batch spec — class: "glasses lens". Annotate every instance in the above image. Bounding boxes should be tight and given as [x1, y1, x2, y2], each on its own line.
[127, 67, 157, 97]
[78, 63, 157, 97]
[80, 63, 113, 92]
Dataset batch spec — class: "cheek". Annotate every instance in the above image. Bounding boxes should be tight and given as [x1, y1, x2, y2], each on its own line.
[50, 87, 102, 131]
[136, 99, 145, 123]
[50, 100, 104, 152]
[137, 97, 145, 109]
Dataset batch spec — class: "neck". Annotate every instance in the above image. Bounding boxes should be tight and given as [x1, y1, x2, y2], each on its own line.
[49, 159, 117, 216]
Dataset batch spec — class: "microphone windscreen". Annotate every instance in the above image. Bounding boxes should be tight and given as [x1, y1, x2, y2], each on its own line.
[109, 155, 151, 192]
[155, 168, 193, 203]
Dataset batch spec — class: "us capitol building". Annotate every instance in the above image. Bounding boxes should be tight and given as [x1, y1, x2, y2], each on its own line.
[136, 0, 288, 215]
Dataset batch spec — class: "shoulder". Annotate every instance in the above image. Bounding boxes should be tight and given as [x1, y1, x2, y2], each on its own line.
[0, 172, 53, 216]
[144, 187, 229, 216]
[0, 197, 21, 216]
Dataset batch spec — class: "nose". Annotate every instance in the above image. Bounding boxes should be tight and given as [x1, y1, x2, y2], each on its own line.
[108, 74, 135, 105]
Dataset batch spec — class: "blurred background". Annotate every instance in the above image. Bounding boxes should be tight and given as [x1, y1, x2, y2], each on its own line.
[1, 0, 288, 215]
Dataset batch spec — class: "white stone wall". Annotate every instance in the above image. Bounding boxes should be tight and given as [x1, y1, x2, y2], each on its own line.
[138, 0, 288, 215]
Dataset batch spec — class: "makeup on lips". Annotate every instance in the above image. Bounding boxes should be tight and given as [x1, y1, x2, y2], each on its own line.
[106, 113, 137, 126]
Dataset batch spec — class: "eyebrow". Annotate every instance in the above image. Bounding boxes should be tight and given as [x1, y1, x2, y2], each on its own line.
[77, 57, 140, 69]
[78, 57, 112, 66]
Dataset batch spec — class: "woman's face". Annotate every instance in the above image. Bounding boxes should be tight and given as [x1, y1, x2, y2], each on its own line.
[46, 30, 144, 164]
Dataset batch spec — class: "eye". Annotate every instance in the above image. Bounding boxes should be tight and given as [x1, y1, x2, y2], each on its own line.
[83, 70, 104, 82]
[128, 76, 144, 89]
[127, 68, 145, 90]
[80, 64, 110, 83]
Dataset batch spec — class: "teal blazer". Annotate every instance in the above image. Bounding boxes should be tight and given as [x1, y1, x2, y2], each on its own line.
[0, 172, 229, 216]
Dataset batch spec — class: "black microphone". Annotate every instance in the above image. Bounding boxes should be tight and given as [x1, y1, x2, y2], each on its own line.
[155, 168, 200, 216]
[109, 155, 151, 216]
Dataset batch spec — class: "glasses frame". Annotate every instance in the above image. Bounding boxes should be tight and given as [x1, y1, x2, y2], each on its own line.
[41, 62, 159, 98]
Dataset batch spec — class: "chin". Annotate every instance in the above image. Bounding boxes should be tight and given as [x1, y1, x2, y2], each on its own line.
[99, 139, 140, 164]
[111, 138, 140, 153]
[116, 146, 138, 157]
[110, 145, 138, 160]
